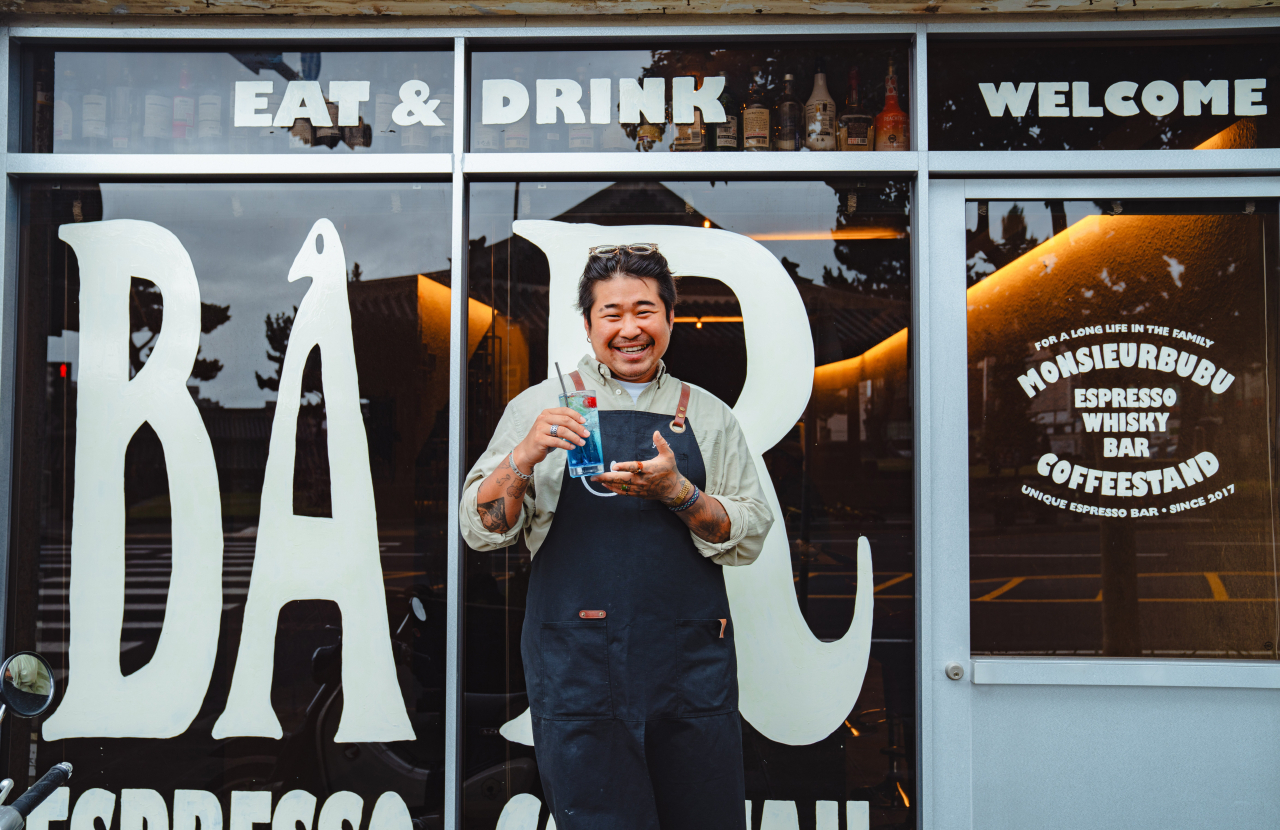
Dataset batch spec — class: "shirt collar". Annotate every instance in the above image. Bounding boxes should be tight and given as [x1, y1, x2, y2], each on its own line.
[577, 353, 670, 389]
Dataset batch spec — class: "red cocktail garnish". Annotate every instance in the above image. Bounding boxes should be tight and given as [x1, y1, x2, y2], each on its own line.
[584, 397, 597, 408]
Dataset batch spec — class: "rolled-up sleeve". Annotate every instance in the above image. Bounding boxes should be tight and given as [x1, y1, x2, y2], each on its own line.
[459, 401, 534, 551]
[696, 409, 774, 567]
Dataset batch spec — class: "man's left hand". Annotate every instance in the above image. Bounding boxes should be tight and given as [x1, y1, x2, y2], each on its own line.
[592, 431, 687, 505]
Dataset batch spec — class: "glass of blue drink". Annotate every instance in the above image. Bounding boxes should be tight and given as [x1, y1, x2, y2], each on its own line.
[560, 390, 605, 478]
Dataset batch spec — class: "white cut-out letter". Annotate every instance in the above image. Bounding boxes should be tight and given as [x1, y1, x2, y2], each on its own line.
[1037, 82, 1069, 117]
[511, 220, 873, 746]
[672, 75, 726, 124]
[212, 220, 413, 742]
[977, 82, 1034, 117]
[1235, 79, 1267, 116]
[274, 81, 332, 128]
[121, 790, 168, 830]
[1183, 80, 1229, 116]
[1105, 81, 1140, 116]
[482, 79, 529, 125]
[174, 791, 222, 830]
[272, 791, 317, 830]
[45, 220, 224, 741]
[229, 793, 270, 830]
[367, 794, 411, 830]
[234, 81, 274, 127]
[536, 79, 586, 125]
[495, 794, 542, 830]
[317, 793, 363, 830]
[72, 790, 117, 830]
[27, 789, 70, 830]
[328, 81, 370, 127]
[1071, 82, 1103, 117]
[590, 78, 612, 125]
[618, 78, 665, 125]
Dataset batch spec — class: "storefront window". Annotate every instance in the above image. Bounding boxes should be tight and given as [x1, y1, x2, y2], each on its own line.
[469, 45, 911, 153]
[9, 182, 454, 822]
[24, 50, 454, 153]
[463, 179, 914, 827]
[967, 198, 1280, 658]
[931, 38, 1280, 151]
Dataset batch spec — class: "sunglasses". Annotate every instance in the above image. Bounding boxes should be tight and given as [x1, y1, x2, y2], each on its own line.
[588, 243, 660, 256]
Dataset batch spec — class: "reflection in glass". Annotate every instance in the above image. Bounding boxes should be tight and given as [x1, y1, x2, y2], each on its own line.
[470, 45, 910, 153]
[967, 198, 1280, 658]
[27, 50, 453, 154]
[462, 180, 914, 828]
[2, 652, 55, 716]
[9, 182, 452, 814]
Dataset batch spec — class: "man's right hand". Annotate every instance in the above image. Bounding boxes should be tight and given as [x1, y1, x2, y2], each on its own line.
[513, 407, 590, 472]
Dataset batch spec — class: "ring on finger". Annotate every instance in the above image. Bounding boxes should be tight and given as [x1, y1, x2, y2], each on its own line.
[636, 461, 644, 475]
[550, 424, 559, 438]
[621, 483, 629, 493]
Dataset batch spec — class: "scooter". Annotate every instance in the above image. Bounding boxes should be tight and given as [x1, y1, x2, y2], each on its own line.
[0, 650, 75, 830]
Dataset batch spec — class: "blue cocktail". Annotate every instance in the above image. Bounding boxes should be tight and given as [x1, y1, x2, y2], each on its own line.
[560, 390, 604, 478]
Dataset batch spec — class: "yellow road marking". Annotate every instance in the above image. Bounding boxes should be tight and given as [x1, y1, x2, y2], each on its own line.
[1204, 572, 1229, 601]
[975, 577, 1026, 602]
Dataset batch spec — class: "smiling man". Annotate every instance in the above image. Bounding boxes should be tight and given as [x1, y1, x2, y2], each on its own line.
[460, 243, 772, 830]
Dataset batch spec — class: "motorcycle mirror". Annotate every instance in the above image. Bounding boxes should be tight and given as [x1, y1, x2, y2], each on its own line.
[411, 597, 427, 622]
[0, 651, 55, 717]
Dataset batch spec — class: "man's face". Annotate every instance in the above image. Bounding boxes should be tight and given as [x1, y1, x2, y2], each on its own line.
[583, 274, 674, 383]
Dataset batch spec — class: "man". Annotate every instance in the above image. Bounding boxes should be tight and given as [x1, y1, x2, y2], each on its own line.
[460, 242, 772, 830]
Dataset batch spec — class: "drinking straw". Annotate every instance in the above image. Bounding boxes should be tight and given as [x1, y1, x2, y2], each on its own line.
[554, 362, 569, 398]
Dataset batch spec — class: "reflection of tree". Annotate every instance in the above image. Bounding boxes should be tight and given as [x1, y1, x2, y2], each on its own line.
[128, 277, 231, 381]
[966, 203, 1041, 286]
[256, 307, 330, 517]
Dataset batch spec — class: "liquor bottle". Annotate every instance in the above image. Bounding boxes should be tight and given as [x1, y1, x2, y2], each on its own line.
[568, 67, 598, 152]
[773, 73, 803, 151]
[172, 63, 196, 153]
[712, 70, 739, 151]
[53, 68, 79, 152]
[635, 87, 663, 152]
[874, 59, 909, 151]
[671, 73, 705, 152]
[109, 67, 137, 153]
[33, 75, 53, 153]
[197, 83, 225, 152]
[804, 64, 837, 151]
[81, 82, 108, 153]
[504, 69, 532, 152]
[142, 72, 172, 153]
[837, 67, 874, 152]
[742, 67, 770, 152]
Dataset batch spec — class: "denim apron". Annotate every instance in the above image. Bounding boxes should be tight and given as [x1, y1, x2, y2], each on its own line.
[521, 382, 746, 830]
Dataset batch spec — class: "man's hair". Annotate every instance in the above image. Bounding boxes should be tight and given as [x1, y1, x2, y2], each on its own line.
[577, 248, 677, 321]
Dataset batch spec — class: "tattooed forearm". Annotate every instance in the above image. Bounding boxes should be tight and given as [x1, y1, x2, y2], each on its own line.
[478, 497, 512, 533]
[476, 455, 530, 534]
[676, 492, 731, 544]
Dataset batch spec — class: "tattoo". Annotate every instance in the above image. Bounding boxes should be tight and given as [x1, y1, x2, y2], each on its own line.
[506, 477, 528, 499]
[478, 497, 512, 533]
[682, 495, 731, 544]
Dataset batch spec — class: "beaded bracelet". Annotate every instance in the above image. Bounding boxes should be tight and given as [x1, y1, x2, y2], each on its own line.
[668, 485, 701, 513]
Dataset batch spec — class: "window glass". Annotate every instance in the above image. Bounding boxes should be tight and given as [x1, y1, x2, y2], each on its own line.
[463, 179, 914, 827]
[9, 182, 453, 822]
[470, 45, 911, 153]
[967, 198, 1280, 658]
[25, 50, 453, 153]
[930, 38, 1280, 151]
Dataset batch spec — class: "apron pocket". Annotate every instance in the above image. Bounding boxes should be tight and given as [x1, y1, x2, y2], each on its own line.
[674, 619, 736, 716]
[538, 620, 613, 719]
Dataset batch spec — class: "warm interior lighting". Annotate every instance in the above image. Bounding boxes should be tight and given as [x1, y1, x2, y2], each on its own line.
[750, 227, 906, 242]
[896, 782, 910, 808]
[703, 218, 712, 228]
[674, 316, 744, 325]
[844, 718, 861, 737]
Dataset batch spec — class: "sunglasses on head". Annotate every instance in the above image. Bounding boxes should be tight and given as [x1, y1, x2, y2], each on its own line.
[588, 243, 660, 256]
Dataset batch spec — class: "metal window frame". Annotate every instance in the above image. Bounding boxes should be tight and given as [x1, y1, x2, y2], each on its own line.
[1, 17, 1279, 830]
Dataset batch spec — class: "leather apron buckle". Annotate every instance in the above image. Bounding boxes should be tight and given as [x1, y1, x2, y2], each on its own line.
[670, 383, 691, 433]
[579, 610, 606, 619]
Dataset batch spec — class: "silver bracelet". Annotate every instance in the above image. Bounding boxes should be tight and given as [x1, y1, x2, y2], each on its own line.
[508, 451, 532, 481]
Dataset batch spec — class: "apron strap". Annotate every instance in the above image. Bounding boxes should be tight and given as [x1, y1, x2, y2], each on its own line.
[670, 382, 691, 433]
[569, 370, 585, 391]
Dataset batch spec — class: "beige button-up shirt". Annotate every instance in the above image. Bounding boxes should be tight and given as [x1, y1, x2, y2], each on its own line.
[459, 354, 772, 566]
